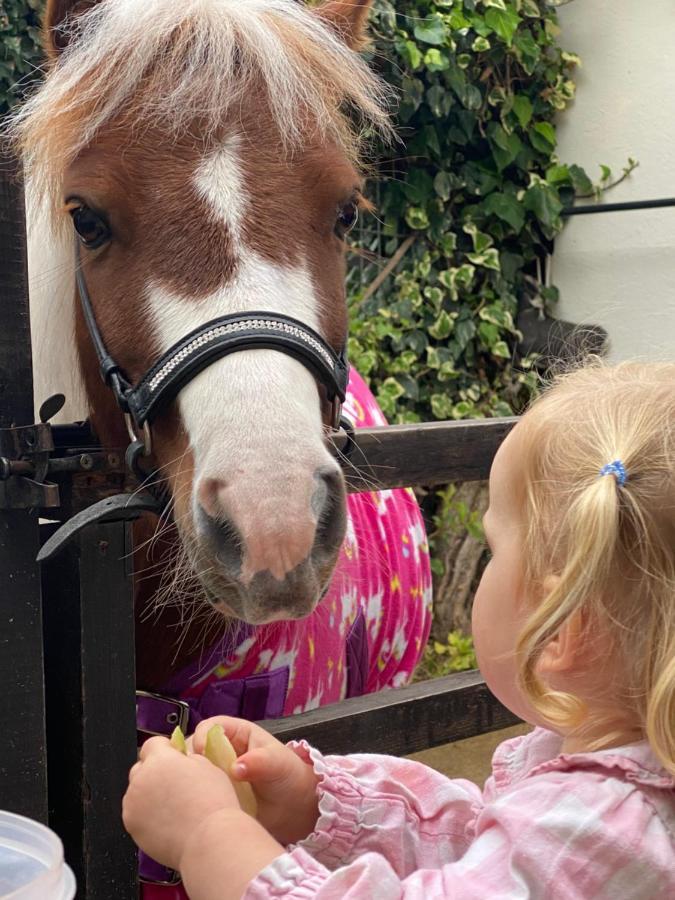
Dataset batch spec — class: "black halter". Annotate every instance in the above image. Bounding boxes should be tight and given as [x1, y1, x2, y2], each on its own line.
[74, 245, 350, 469]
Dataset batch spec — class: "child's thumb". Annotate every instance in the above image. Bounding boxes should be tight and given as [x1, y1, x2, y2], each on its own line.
[230, 746, 291, 786]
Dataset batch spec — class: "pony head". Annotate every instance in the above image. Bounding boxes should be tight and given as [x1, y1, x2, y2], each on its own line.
[14, 0, 390, 624]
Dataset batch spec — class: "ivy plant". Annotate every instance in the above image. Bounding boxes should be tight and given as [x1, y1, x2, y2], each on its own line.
[347, 0, 608, 424]
[0, 0, 43, 116]
[413, 630, 478, 680]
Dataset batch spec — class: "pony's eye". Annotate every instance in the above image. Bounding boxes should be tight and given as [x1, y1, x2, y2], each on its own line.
[69, 204, 111, 249]
[335, 201, 359, 237]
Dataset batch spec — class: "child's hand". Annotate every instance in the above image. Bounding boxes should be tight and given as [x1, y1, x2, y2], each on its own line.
[191, 716, 321, 845]
[122, 736, 240, 870]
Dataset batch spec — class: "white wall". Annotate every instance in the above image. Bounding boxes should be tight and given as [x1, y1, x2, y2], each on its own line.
[552, 0, 675, 362]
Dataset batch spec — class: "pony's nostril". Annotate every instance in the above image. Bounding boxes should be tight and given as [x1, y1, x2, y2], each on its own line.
[196, 503, 243, 577]
[196, 477, 224, 521]
[312, 465, 347, 558]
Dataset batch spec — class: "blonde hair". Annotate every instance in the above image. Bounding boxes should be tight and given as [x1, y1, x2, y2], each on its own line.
[515, 361, 675, 773]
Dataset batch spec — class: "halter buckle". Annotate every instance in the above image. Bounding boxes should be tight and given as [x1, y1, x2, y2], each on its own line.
[330, 396, 343, 432]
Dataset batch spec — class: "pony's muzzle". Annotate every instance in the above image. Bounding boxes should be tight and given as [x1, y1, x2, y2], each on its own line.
[194, 464, 346, 619]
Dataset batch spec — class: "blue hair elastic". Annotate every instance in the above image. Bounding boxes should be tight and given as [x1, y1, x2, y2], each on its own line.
[599, 460, 627, 487]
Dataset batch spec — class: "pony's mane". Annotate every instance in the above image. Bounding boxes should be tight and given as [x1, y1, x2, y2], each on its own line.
[9, 0, 391, 204]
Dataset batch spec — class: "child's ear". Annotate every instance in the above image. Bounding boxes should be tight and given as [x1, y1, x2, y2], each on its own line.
[536, 576, 584, 675]
[315, 0, 374, 50]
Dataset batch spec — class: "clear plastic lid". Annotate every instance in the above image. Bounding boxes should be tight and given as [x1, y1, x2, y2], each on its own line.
[0, 811, 76, 899]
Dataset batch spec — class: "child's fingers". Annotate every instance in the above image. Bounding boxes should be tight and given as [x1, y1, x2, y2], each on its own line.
[231, 745, 293, 786]
[192, 716, 271, 756]
[128, 761, 143, 782]
[139, 735, 172, 761]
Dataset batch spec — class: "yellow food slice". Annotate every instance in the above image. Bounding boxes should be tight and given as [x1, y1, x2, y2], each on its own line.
[170, 726, 187, 755]
[204, 725, 258, 818]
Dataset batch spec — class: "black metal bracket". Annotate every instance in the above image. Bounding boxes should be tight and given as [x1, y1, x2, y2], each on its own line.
[37, 492, 163, 563]
[0, 423, 60, 510]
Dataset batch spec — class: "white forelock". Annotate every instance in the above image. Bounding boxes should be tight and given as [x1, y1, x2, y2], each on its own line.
[11, 0, 391, 201]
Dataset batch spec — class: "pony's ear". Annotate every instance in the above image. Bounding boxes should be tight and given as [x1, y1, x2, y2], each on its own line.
[43, 0, 101, 57]
[315, 0, 374, 50]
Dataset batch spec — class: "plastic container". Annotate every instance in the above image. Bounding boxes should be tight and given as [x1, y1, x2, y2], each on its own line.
[0, 811, 75, 899]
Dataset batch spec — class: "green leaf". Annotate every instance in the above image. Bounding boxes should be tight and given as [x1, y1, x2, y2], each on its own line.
[434, 171, 453, 201]
[403, 169, 435, 204]
[492, 340, 511, 359]
[431, 393, 455, 420]
[479, 304, 515, 330]
[400, 39, 423, 69]
[424, 48, 449, 72]
[484, 8, 521, 46]
[472, 36, 491, 52]
[377, 377, 405, 402]
[405, 207, 431, 230]
[455, 317, 477, 349]
[546, 164, 570, 186]
[463, 222, 494, 253]
[453, 400, 474, 419]
[530, 121, 557, 152]
[513, 30, 540, 74]
[429, 310, 454, 340]
[523, 183, 563, 228]
[479, 321, 499, 347]
[414, 16, 449, 46]
[426, 83, 453, 117]
[439, 264, 476, 300]
[438, 232, 458, 255]
[489, 124, 523, 170]
[483, 192, 525, 231]
[568, 164, 594, 195]
[426, 346, 441, 370]
[512, 95, 533, 128]
[467, 248, 501, 271]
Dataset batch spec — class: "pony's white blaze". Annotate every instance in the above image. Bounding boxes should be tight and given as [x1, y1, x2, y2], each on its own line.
[146, 141, 337, 583]
[194, 138, 246, 244]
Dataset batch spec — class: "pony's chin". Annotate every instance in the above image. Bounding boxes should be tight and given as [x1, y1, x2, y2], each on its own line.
[199, 563, 336, 626]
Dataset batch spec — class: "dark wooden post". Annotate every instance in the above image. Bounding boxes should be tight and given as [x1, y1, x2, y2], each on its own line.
[42, 520, 138, 900]
[0, 150, 48, 823]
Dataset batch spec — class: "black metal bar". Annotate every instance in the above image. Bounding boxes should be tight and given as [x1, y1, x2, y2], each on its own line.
[0, 149, 48, 823]
[42, 521, 138, 900]
[563, 197, 675, 217]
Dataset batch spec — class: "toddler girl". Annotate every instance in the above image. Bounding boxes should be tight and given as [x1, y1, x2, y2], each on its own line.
[123, 362, 675, 899]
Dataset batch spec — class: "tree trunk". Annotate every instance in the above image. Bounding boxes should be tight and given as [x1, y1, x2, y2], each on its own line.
[431, 481, 489, 640]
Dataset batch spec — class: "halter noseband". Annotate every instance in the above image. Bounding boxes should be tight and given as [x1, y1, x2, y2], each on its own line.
[74, 245, 350, 468]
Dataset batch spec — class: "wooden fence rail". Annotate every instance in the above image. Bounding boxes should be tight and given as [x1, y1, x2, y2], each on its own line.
[265, 670, 520, 757]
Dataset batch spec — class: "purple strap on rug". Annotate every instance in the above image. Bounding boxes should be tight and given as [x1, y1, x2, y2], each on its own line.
[139, 851, 181, 888]
[194, 667, 289, 722]
[346, 610, 368, 699]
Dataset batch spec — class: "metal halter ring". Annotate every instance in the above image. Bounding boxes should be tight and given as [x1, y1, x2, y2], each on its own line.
[125, 414, 152, 457]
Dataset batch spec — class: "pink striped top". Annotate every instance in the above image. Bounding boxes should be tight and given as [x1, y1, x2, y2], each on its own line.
[246, 727, 675, 898]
